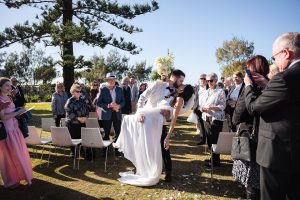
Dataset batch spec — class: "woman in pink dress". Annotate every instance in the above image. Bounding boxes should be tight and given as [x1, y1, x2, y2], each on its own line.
[0, 77, 33, 188]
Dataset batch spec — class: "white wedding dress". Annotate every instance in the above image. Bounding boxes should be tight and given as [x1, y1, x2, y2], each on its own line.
[114, 96, 173, 186]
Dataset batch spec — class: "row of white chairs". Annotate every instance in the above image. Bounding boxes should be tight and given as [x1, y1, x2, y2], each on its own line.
[26, 117, 113, 171]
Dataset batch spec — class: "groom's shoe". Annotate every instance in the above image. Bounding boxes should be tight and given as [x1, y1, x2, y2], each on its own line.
[164, 171, 172, 182]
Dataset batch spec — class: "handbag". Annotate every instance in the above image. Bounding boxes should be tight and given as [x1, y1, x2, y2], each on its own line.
[231, 124, 254, 162]
[0, 121, 7, 140]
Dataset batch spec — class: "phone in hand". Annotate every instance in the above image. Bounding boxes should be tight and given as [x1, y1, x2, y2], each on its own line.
[245, 69, 256, 86]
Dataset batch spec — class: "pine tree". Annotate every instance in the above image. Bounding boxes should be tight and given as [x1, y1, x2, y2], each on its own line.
[0, 0, 159, 92]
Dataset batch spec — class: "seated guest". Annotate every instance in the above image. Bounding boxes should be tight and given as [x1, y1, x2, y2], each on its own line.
[65, 83, 90, 159]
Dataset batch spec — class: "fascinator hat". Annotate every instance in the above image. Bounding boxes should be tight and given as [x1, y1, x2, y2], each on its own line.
[154, 54, 174, 76]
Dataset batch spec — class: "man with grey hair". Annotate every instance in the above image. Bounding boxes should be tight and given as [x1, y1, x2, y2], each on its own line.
[244, 32, 300, 199]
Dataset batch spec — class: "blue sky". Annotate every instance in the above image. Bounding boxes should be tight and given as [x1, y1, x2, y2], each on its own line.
[1, 0, 300, 85]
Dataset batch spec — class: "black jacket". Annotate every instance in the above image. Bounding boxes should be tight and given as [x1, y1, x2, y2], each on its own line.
[245, 61, 300, 172]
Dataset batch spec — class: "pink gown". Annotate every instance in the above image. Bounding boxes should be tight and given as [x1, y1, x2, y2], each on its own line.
[0, 96, 32, 188]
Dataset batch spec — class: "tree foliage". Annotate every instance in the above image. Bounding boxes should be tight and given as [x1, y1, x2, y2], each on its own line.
[80, 50, 152, 83]
[128, 61, 152, 82]
[0, 0, 159, 91]
[216, 36, 254, 77]
[34, 58, 57, 84]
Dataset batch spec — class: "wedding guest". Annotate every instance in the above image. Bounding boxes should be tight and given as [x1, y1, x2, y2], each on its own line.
[97, 72, 125, 156]
[10, 77, 26, 108]
[225, 71, 244, 132]
[65, 83, 89, 158]
[129, 77, 139, 113]
[245, 32, 300, 200]
[80, 83, 92, 110]
[89, 80, 100, 112]
[0, 77, 32, 188]
[199, 72, 226, 167]
[121, 77, 132, 114]
[193, 74, 207, 145]
[232, 55, 269, 200]
[51, 82, 69, 127]
[138, 83, 147, 99]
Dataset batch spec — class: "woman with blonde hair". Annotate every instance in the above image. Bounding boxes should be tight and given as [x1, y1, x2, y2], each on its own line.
[51, 82, 69, 126]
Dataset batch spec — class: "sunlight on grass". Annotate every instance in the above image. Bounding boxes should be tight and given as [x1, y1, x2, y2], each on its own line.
[0, 103, 243, 200]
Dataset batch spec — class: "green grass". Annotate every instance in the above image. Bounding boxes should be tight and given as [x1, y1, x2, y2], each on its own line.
[0, 103, 243, 200]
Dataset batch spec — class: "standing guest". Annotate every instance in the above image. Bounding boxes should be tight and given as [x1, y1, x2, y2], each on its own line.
[225, 71, 244, 131]
[10, 77, 26, 108]
[89, 80, 100, 112]
[138, 83, 147, 99]
[223, 77, 233, 96]
[51, 82, 69, 127]
[245, 32, 300, 200]
[0, 77, 32, 188]
[80, 83, 92, 109]
[232, 55, 269, 200]
[128, 77, 139, 113]
[121, 77, 132, 114]
[199, 73, 226, 167]
[97, 73, 125, 155]
[64, 83, 89, 158]
[193, 74, 207, 145]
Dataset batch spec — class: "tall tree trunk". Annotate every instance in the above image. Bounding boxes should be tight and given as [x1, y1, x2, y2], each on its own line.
[62, 0, 74, 94]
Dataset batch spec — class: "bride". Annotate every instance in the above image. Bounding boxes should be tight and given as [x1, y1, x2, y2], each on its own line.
[114, 57, 194, 186]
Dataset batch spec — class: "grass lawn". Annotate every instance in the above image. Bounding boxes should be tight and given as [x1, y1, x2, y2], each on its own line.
[0, 103, 243, 200]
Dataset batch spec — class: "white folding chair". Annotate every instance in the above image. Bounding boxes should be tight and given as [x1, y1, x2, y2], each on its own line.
[210, 131, 235, 182]
[88, 112, 98, 119]
[48, 127, 81, 169]
[25, 126, 52, 164]
[41, 118, 55, 136]
[79, 128, 113, 171]
[85, 118, 105, 135]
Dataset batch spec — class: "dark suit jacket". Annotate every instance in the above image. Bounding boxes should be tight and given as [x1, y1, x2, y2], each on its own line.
[245, 61, 300, 172]
[97, 86, 125, 120]
[12, 85, 26, 107]
[121, 86, 132, 114]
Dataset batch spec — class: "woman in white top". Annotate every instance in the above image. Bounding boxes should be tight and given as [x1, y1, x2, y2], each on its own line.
[199, 72, 226, 167]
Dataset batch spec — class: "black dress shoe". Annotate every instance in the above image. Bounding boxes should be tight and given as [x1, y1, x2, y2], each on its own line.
[164, 171, 172, 182]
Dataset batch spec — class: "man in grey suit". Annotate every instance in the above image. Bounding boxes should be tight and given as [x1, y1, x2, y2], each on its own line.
[244, 32, 300, 200]
[97, 73, 125, 155]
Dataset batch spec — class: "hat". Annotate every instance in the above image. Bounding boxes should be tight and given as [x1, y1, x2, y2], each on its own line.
[105, 72, 116, 80]
[199, 74, 206, 79]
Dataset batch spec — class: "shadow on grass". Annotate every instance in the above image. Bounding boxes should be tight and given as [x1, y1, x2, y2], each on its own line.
[0, 179, 113, 200]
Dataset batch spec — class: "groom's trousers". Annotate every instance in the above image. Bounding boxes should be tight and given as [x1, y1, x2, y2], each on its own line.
[161, 125, 172, 172]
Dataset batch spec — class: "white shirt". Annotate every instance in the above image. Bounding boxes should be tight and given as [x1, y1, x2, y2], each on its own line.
[109, 87, 116, 103]
[229, 83, 242, 101]
[199, 88, 226, 122]
[198, 85, 207, 107]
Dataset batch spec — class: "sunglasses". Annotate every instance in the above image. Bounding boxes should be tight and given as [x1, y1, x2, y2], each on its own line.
[207, 79, 214, 83]
[200, 78, 206, 80]
[93, 84, 99, 87]
[75, 90, 82, 93]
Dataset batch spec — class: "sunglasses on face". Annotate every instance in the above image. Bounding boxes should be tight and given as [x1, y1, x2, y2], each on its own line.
[207, 79, 214, 83]
[75, 90, 82, 93]
[93, 84, 99, 87]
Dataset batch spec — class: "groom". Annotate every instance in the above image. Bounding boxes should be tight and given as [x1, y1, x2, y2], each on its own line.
[137, 69, 185, 182]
